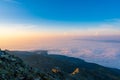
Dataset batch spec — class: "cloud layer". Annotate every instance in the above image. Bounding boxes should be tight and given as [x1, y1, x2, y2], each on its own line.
[48, 36, 120, 69]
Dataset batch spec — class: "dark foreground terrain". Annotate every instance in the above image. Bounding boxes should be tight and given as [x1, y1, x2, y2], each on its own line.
[0, 50, 120, 80]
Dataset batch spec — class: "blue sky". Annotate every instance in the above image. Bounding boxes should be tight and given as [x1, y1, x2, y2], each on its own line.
[1, 0, 120, 23]
[0, 0, 120, 36]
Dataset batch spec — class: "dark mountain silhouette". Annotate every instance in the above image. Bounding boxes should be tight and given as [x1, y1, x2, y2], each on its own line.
[6, 50, 120, 80]
[0, 50, 72, 80]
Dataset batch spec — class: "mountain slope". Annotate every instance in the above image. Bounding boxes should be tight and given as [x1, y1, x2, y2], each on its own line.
[8, 50, 120, 80]
[0, 50, 63, 80]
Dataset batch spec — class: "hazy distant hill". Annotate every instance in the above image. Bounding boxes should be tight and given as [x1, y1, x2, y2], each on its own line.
[7, 50, 120, 80]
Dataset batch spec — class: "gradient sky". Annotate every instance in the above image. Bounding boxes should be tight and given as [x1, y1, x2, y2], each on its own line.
[0, 0, 120, 49]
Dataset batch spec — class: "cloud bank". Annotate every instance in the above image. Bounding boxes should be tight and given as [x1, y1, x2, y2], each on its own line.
[48, 36, 120, 69]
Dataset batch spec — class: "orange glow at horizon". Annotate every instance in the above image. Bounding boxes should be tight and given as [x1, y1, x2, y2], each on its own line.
[0, 24, 120, 50]
[0, 26, 73, 50]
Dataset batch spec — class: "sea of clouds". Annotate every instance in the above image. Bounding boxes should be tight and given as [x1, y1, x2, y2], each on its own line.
[47, 36, 120, 69]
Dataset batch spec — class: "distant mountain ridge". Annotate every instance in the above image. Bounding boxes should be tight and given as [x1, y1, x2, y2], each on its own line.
[7, 50, 120, 80]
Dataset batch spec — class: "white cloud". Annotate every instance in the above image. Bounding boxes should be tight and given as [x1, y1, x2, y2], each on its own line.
[47, 36, 120, 69]
[2, 0, 20, 4]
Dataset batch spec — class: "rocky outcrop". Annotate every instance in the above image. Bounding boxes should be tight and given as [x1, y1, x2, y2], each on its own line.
[0, 50, 54, 80]
[0, 50, 75, 80]
[71, 68, 79, 75]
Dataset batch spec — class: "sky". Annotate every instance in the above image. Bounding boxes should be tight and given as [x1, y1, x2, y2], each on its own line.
[0, 0, 120, 50]
[1, 0, 120, 69]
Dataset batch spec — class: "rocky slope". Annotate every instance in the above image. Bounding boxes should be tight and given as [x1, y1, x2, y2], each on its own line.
[0, 50, 62, 80]
[8, 50, 120, 80]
